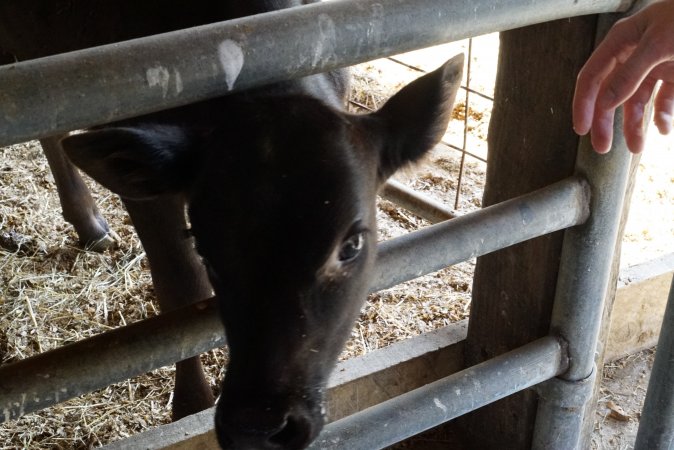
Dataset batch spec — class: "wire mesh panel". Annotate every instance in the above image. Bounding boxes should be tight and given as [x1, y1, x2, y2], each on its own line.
[345, 36, 498, 361]
[350, 36, 495, 217]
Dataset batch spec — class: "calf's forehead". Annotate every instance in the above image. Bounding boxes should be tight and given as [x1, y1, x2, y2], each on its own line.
[202, 105, 376, 213]
[189, 115, 377, 260]
[198, 152, 368, 238]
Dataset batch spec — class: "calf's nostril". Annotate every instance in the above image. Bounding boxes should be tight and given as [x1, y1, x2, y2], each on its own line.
[268, 415, 311, 448]
[216, 403, 316, 450]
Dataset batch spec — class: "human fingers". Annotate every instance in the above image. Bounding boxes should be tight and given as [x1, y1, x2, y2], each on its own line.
[573, 18, 641, 135]
[623, 76, 658, 153]
[597, 0, 674, 111]
[654, 80, 674, 134]
[597, 39, 666, 112]
[573, 57, 617, 136]
[590, 106, 617, 154]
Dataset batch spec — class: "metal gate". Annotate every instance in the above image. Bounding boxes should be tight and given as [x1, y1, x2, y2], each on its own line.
[1, 0, 667, 448]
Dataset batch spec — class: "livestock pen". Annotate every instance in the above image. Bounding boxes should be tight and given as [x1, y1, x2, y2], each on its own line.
[1, 0, 673, 449]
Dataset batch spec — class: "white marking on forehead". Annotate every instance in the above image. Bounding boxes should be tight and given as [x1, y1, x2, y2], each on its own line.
[218, 40, 245, 90]
[146, 66, 171, 98]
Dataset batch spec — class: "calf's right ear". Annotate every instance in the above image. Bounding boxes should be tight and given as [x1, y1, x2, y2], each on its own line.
[61, 125, 198, 200]
[364, 53, 464, 182]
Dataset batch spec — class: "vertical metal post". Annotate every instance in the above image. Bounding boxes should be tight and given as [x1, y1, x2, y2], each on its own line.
[634, 277, 674, 450]
[534, 3, 658, 446]
[532, 115, 633, 450]
[532, 43, 635, 450]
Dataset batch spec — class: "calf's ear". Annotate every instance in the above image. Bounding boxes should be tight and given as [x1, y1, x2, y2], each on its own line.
[368, 53, 464, 181]
[61, 125, 198, 200]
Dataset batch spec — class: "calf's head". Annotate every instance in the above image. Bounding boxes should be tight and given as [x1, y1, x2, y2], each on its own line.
[62, 54, 463, 449]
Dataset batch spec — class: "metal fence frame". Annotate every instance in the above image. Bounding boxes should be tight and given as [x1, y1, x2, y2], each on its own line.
[0, 0, 629, 147]
[1, 0, 664, 448]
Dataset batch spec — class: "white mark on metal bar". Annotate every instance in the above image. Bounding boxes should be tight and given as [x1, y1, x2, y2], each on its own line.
[520, 203, 534, 225]
[312, 14, 337, 68]
[454, 388, 462, 396]
[218, 40, 244, 90]
[367, 4, 384, 50]
[146, 66, 171, 98]
[434, 397, 448, 414]
[174, 69, 183, 95]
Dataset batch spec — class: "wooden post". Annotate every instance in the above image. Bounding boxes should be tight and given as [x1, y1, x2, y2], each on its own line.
[459, 17, 600, 448]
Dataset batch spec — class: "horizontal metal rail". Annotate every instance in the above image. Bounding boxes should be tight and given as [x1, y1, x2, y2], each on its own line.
[0, 0, 629, 146]
[372, 176, 590, 292]
[0, 176, 589, 421]
[308, 336, 568, 450]
[380, 179, 458, 223]
[0, 298, 225, 422]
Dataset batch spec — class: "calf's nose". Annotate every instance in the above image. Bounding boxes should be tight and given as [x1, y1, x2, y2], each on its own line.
[216, 405, 316, 450]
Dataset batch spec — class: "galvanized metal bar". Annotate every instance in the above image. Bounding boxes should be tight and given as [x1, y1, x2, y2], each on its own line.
[533, 44, 636, 450]
[0, 297, 224, 423]
[380, 178, 458, 223]
[532, 1, 665, 444]
[634, 277, 674, 450]
[533, 122, 633, 450]
[372, 176, 590, 292]
[532, 368, 598, 449]
[0, 0, 631, 146]
[308, 336, 568, 450]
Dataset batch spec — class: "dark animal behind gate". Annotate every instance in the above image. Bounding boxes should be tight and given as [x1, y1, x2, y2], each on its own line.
[0, 1, 464, 449]
[64, 55, 464, 450]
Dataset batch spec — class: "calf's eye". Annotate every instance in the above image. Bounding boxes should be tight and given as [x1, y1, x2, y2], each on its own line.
[338, 232, 364, 262]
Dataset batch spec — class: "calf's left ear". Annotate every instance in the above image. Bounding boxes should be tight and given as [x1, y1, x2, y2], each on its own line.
[365, 53, 464, 181]
[61, 125, 198, 200]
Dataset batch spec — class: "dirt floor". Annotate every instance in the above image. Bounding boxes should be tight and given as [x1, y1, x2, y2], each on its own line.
[0, 32, 672, 449]
[592, 348, 655, 449]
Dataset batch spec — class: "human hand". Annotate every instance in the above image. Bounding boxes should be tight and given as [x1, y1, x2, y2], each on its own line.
[573, 0, 674, 153]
